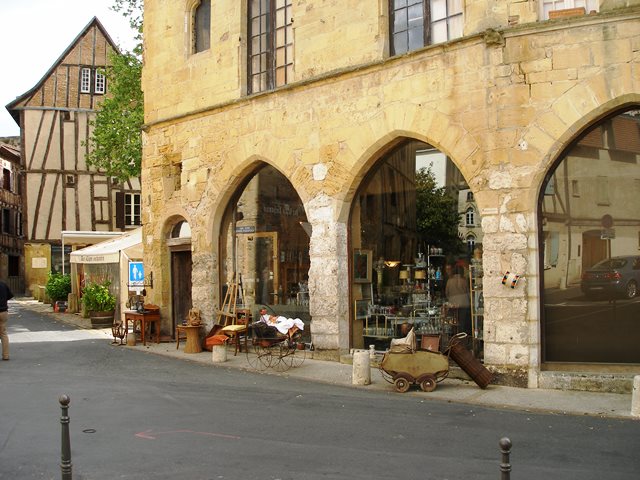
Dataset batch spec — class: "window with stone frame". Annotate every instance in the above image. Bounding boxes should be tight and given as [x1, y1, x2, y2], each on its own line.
[389, 0, 463, 56]
[540, 0, 598, 20]
[248, 0, 293, 94]
[193, 0, 211, 53]
[465, 207, 475, 226]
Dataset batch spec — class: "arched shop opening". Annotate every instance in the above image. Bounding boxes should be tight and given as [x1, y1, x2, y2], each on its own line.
[349, 139, 484, 356]
[540, 107, 640, 364]
[219, 163, 310, 330]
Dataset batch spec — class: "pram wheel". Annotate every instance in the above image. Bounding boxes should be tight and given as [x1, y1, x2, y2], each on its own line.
[418, 374, 437, 392]
[246, 341, 273, 371]
[393, 376, 411, 393]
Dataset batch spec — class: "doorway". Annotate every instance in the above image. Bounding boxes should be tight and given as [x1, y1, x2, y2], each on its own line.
[171, 249, 192, 336]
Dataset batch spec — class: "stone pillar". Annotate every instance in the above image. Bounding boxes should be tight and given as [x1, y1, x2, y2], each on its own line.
[352, 350, 371, 385]
[632, 375, 640, 418]
[306, 194, 349, 358]
[211, 344, 227, 363]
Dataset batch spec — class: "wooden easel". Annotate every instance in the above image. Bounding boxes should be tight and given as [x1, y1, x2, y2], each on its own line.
[216, 282, 239, 326]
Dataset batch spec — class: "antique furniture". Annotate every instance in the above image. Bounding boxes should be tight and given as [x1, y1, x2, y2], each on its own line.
[176, 325, 202, 353]
[124, 307, 161, 346]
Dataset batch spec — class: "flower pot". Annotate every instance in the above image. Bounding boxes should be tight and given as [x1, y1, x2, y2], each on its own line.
[89, 310, 115, 329]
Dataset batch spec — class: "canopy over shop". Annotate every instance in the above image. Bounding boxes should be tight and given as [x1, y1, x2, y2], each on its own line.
[69, 228, 143, 319]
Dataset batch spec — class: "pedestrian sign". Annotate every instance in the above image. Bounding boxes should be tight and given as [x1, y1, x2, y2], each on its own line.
[129, 261, 145, 286]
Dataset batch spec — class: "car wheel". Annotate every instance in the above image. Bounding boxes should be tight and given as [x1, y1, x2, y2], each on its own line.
[625, 281, 637, 299]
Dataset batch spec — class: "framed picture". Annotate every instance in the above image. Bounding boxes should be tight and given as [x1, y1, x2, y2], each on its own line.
[354, 299, 370, 320]
[353, 249, 372, 283]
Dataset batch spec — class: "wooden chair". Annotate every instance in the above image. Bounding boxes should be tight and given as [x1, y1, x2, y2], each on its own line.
[221, 309, 251, 356]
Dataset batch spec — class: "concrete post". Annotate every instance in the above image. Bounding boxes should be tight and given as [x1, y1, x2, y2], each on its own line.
[631, 375, 640, 417]
[352, 350, 371, 385]
[211, 344, 227, 363]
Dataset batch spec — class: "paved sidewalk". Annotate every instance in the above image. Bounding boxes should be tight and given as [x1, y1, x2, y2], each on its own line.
[14, 298, 637, 420]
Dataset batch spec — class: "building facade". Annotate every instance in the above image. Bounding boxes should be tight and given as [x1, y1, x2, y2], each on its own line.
[6, 18, 142, 296]
[140, 1, 640, 391]
[0, 142, 25, 293]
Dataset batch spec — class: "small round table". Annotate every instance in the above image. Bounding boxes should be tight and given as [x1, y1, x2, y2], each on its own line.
[177, 325, 202, 353]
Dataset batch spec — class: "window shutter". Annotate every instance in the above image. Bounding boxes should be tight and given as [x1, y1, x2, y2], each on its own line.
[115, 191, 125, 229]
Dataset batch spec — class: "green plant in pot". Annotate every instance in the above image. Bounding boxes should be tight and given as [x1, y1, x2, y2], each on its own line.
[81, 281, 117, 328]
[45, 272, 71, 310]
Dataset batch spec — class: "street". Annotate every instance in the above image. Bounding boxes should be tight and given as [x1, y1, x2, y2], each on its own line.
[1, 302, 639, 480]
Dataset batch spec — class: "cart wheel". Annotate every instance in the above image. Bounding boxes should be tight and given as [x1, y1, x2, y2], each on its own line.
[246, 341, 273, 371]
[418, 374, 437, 393]
[394, 376, 411, 393]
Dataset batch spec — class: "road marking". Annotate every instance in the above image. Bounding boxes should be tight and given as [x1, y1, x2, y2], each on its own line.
[135, 429, 241, 440]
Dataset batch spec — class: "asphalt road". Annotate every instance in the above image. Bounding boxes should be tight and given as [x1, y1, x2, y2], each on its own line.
[1, 302, 639, 480]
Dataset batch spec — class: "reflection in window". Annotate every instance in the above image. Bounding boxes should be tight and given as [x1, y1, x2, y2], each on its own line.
[220, 164, 310, 323]
[350, 139, 474, 350]
[389, 0, 463, 56]
[540, 108, 640, 364]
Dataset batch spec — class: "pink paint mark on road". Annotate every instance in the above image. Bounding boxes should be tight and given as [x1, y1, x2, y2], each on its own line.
[135, 429, 241, 440]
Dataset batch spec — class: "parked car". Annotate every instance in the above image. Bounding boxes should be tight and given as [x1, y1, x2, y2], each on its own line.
[581, 256, 640, 300]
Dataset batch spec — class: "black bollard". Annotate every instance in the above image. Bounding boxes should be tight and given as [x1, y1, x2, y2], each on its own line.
[499, 437, 512, 480]
[59, 394, 72, 480]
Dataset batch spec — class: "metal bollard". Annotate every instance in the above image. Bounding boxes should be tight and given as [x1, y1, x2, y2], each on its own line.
[59, 394, 72, 480]
[499, 437, 512, 480]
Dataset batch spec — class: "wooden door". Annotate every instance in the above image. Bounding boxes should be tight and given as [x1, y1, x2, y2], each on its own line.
[582, 230, 608, 270]
[171, 250, 192, 337]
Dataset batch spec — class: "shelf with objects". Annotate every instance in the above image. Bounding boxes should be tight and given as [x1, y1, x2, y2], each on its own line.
[356, 246, 460, 352]
[469, 249, 484, 359]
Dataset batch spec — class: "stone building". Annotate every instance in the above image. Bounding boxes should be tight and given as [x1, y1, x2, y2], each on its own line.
[6, 18, 142, 296]
[0, 142, 24, 293]
[141, 1, 640, 391]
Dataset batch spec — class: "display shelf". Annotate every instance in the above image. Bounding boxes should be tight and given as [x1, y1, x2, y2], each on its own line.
[469, 261, 484, 359]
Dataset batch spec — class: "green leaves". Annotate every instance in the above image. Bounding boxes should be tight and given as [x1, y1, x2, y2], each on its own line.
[45, 273, 72, 302]
[81, 281, 117, 313]
[415, 167, 464, 253]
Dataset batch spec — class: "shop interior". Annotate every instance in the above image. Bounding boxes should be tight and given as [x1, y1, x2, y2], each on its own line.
[350, 139, 484, 357]
[219, 164, 311, 339]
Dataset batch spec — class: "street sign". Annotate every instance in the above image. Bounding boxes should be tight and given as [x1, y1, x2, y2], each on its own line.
[129, 261, 144, 286]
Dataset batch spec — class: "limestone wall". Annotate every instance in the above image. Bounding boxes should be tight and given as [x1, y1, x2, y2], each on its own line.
[141, 4, 640, 382]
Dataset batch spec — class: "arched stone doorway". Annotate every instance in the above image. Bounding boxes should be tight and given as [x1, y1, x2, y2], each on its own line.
[219, 163, 310, 330]
[349, 139, 483, 354]
[540, 107, 640, 364]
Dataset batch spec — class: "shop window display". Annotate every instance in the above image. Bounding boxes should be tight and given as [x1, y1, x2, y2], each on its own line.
[350, 139, 479, 352]
[220, 164, 310, 327]
[540, 107, 640, 364]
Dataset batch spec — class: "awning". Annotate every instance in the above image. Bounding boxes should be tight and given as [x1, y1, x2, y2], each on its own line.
[70, 228, 142, 264]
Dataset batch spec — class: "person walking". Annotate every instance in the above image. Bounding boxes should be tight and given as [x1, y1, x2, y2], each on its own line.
[0, 279, 14, 360]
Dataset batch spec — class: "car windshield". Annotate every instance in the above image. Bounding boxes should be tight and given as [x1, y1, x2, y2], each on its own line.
[592, 258, 627, 270]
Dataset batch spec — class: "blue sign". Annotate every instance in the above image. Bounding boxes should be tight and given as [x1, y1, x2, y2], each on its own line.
[129, 261, 144, 286]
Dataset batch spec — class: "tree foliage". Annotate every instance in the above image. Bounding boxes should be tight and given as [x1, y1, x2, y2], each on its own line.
[415, 167, 464, 253]
[85, 0, 143, 182]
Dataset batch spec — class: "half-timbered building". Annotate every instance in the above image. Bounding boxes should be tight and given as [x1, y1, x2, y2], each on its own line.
[6, 17, 141, 296]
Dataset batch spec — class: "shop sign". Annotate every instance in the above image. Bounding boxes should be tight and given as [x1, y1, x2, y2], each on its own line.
[600, 228, 615, 239]
[235, 226, 256, 234]
[129, 261, 144, 286]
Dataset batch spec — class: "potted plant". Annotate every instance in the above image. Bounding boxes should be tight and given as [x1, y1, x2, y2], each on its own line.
[45, 273, 71, 312]
[81, 281, 117, 328]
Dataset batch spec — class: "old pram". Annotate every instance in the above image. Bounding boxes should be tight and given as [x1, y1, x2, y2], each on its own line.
[245, 318, 306, 372]
[379, 331, 492, 393]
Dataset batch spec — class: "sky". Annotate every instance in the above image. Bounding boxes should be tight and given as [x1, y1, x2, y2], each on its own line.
[0, 0, 138, 137]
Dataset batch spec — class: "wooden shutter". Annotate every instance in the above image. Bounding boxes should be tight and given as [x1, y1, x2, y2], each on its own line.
[115, 191, 125, 229]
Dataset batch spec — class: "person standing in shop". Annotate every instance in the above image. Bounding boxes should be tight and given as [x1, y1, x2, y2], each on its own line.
[0, 279, 14, 361]
[445, 265, 470, 335]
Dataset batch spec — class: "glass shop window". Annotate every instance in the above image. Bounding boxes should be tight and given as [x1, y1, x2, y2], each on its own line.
[220, 164, 310, 326]
[540, 107, 640, 364]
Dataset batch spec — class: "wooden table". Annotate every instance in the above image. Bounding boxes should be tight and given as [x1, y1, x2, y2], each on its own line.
[124, 310, 161, 346]
[176, 325, 202, 353]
